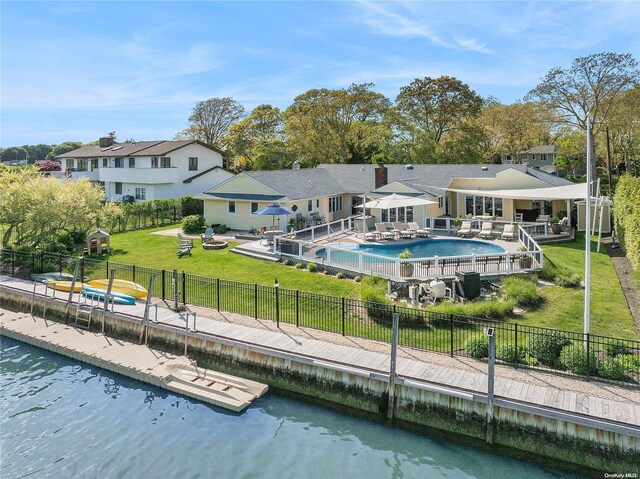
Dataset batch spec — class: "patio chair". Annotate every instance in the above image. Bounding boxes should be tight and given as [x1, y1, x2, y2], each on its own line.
[356, 222, 377, 241]
[200, 227, 214, 243]
[175, 241, 192, 257]
[501, 224, 516, 241]
[476, 221, 495, 239]
[536, 214, 551, 224]
[375, 223, 395, 240]
[177, 233, 193, 247]
[559, 217, 569, 231]
[392, 222, 414, 238]
[407, 222, 431, 238]
[456, 220, 473, 237]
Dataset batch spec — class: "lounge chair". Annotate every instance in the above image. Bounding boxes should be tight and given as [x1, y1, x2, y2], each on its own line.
[476, 221, 495, 239]
[392, 222, 414, 238]
[356, 223, 377, 241]
[177, 233, 193, 246]
[559, 217, 569, 231]
[407, 222, 430, 238]
[375, 223, 395, 240]
[200, 227, 214, 243]
[456, 220, 472, 237]
[176, 241, 192, 257]
[501, 224, 516, 241]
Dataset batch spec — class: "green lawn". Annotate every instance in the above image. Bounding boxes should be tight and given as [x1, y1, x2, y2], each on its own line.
[92, 226, 359, 298]
[517, 234, 637, 339]
[89, 227, 637, 340]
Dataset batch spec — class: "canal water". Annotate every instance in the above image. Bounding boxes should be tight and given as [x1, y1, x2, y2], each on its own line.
[1, 337, 582, 478]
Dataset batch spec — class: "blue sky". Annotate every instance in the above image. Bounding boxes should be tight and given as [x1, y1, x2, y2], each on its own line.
[2, 1, 639, 146]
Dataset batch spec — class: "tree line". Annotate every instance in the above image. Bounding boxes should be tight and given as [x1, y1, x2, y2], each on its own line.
[175, 52, 639, 192]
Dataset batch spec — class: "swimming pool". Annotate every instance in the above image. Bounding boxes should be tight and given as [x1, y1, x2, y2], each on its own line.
[320, 239, 505, 259]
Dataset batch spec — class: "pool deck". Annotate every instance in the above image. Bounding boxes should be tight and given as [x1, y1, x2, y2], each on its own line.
[1, 275, 639, 437]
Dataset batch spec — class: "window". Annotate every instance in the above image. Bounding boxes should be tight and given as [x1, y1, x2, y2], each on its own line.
[251, 202, 259, 213]
[438, 197, 444, 209]
[135, 188, 146, 200]
[228, 201, 236, 214]
[316, 199, 320, 208]
[495, 198, 503, 218]
[115, 182, 122, 195]
[77, 159, 88, 171]
[103, 157, 108, 167]
[129, 157, 135, 168]
[308, 200, 313, 212]
[114, 158, 123, 168]
[90, 159, 98, 170]
[484, 197, 493, 216]
[151, 157, 158, 168]
[160, 157, 171, 168]
[328, 196, 343, 213]
[66, 158, 74, 170]
[189, 157, 198, 171]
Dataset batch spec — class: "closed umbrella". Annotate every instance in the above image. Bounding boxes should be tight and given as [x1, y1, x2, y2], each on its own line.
[252, 203, 295, 230]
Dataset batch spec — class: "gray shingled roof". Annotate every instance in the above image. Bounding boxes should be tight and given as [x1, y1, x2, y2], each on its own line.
[56, 140, 224, 159]
[211, 163, 573, 200]
[521, 145, 559, 154]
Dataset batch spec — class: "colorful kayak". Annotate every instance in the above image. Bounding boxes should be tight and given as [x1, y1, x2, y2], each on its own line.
[46, 280, 86, 293]
[87, 279, 148, 299]
[31, 272, 75, 283]
[81, 286, 136, 305]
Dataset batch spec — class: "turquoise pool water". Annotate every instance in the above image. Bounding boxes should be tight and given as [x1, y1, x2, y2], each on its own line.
[320, 239, 505, 260]
[0, 337, 581, 478]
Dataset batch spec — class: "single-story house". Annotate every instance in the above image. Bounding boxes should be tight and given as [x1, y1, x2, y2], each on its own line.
[57, 137, 234, 202]
[195, 163, 600, 231]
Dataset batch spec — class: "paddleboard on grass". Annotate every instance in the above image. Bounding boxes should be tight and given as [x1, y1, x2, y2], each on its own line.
[87, 279, 148, 299]
[47, 280, 86, 293]
[81, 286, 136, 305]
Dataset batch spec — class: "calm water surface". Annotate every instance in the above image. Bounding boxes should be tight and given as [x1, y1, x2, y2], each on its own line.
[1, 337, 582, 479]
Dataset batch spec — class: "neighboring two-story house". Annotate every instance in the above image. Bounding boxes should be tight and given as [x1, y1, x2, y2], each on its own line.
[501, 145, 559, 174]
[57, 137, 233, 202]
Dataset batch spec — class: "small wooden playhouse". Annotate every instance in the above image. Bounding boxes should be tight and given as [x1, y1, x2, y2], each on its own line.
[86, 228, 111, 254]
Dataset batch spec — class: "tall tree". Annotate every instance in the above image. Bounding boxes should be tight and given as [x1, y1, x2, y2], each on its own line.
[395, 76, 483, 145]
[285, 83, 391, 165]
[177, 97, 245, 149]
[526, 52, 639, 136]
[45, 142, 82, 160]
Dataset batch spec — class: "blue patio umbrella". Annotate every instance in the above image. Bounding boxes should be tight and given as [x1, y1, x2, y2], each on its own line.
[252, 203, 295, 230]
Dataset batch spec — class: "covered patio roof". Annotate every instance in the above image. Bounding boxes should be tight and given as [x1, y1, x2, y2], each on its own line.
[444, 182, 589, 200]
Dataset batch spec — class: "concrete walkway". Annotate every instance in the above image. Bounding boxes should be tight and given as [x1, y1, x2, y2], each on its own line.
[2, 275, 639, 429]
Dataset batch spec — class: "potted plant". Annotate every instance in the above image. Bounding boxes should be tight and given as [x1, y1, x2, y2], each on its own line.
[550, 218, 562, 234]
[398, 249, 414, 277]
[517, 246, 533, 269]
[451, 217, 462, 231]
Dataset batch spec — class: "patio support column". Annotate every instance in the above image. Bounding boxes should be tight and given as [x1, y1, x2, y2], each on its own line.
[566, 200, 571, 223]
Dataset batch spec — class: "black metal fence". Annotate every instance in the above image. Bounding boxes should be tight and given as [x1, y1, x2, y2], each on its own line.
[1, 248, 638, 385]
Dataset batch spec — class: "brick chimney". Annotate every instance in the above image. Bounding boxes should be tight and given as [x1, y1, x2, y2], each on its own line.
[374, 162, 387, 189]
[99, 136, 115, 148]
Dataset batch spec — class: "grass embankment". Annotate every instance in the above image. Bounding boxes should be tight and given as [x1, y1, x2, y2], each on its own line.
[93, 226, 358, 298]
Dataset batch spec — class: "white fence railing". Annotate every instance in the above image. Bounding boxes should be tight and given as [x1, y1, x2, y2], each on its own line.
[291, 216, 356, 242]
[274, 223, 543, 281]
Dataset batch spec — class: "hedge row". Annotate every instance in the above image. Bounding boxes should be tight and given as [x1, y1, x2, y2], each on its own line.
[613, 174, 640, 270]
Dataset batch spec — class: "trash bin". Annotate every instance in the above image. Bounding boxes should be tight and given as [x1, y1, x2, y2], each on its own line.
[455, 271, 480, 299]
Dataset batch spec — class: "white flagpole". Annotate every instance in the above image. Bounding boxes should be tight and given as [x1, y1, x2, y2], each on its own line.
[584, 117, 593, 339]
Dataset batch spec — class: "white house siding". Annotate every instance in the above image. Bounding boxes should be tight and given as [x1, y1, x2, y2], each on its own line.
[203, 200, 290, 230]
[209, 174, 280, 196]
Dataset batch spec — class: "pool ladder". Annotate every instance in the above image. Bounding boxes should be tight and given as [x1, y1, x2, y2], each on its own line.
[75, 292, 114, 330]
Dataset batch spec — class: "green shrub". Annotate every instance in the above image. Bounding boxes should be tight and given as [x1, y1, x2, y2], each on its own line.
[559, 344, 597, 375]
[537, 261, 558, 282]
[554, 273, 581, 288]
[613, 174, 640, 269]
[432, 299, 516, 320]
[504, 276, 540, 306]
[528, 331, 571, 366]
[39, 231, 75, 254]
[180, 196, 204, 217]
[604, 342, 632, 357]
[336, 272, 345, 279]
[181, 215, 206, 234]
[307, 263, 317, 273]
[282, 259, 292, 266]
[214, 224, 229, 234]
[597, 358, 627, 381]
[354, 276, 362, 283]
[497, 344, 525, 364]
[617, 354, 640, 375]
[295, 262, 304, 269]
[465, 336, 489, 359]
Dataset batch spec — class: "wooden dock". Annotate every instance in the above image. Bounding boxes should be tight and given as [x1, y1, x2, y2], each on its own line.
[0, 308, 268, 412]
